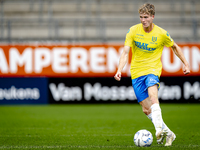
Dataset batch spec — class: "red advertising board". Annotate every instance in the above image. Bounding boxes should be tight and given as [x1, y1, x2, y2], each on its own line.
[0, 44, 200, 77]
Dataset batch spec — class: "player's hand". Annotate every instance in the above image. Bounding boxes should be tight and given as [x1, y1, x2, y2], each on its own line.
[114, 72, 121, 81]
[183, 65, 190, 75]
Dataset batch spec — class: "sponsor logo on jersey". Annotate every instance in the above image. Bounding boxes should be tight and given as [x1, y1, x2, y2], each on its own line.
[134, 41, 156, 52]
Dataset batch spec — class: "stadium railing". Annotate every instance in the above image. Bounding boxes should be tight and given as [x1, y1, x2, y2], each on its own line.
[0, 0, 199, 43]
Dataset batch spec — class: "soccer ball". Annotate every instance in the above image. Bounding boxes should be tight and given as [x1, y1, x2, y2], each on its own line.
[133, 129, 153, 147]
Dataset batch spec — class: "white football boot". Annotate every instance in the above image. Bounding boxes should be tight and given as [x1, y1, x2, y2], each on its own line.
[156, 128, 168, 144]
[165, 131, 176, 146]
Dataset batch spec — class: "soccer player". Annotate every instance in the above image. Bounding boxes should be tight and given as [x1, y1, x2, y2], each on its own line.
[114, 3, 190, 146]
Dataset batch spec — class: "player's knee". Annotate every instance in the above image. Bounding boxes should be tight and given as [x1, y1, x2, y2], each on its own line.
[149, 95, 159, 103]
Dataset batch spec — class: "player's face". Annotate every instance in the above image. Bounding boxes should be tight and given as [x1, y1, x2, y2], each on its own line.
[140, 13, 154, 28]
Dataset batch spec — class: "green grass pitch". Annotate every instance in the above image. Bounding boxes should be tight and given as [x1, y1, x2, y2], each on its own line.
[0, 103, 200, 150]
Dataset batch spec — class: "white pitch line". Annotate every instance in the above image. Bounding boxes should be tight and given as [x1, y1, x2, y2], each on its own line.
[0, 145, 200, 149]
[0, 145, 136, 149]
[0, 134, 133, 138]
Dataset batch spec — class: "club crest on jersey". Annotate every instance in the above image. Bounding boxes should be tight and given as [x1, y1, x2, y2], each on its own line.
[152, 36, 157, 42]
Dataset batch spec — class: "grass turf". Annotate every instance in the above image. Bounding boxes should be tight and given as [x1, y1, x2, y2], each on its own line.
[0, 103, 199, 150]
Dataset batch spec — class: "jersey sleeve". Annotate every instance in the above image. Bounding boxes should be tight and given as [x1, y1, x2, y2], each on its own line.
[124, 27, 134, 47]
[163, 31, 174, 47]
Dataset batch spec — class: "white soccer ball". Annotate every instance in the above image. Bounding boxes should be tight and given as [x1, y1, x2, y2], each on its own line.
[133, 129, 153, 147]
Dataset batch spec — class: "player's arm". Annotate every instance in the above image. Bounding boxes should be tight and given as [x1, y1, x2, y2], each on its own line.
[114, 46, 130, 81]
[171, 42, 190, 75]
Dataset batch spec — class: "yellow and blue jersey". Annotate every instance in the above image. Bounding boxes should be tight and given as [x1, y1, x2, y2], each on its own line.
[125, 23, 174, 79]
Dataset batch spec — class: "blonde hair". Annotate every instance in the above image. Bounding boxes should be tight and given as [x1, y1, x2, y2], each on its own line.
[138, 3, 155, 15]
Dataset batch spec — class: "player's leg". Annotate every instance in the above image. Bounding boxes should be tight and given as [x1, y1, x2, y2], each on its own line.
[147, 85, 168, 144]
[139, 90, 163, 135]
[143, 85, 175, 146]
[148, 85, 162, 134]
[146, 76, 175, 146]
[132, 75, 175, 146]
[141, 100, 170, 133]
